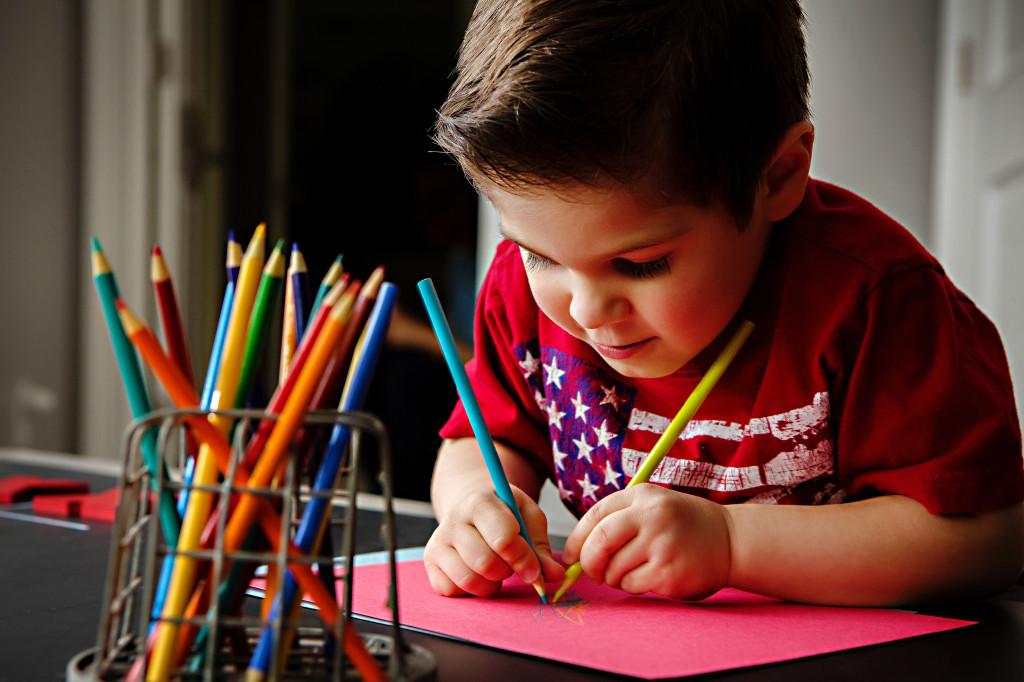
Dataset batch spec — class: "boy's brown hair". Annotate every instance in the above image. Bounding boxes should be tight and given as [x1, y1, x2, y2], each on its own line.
[435, 0, 810, 228]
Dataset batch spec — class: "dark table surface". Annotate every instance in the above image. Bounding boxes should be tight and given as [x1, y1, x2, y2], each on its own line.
[3, 449, 1024, 682]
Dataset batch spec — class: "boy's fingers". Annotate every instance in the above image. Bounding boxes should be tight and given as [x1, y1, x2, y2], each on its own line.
[578, 510, 636, 582]
[427, 544, 503, 598]
[562, 488, 634, 562]
[600, 536, 647, 590]
[451, 523, 516, 583]
[477, 511, 543, 583]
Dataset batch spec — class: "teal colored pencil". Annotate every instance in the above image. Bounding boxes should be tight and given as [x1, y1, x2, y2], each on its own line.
[418, 278, 548, 603]
[306, 253, 343, 329]
[235, 239, 287, 407]
[90, 237, 181, 543]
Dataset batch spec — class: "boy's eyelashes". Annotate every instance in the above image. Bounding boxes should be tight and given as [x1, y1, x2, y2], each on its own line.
[613, 255, 670, 278]
[519, 248, 670, 278]
[521, 249, 554, 272]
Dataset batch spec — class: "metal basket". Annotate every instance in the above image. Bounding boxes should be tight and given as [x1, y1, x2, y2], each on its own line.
[68, 407, 434, 681]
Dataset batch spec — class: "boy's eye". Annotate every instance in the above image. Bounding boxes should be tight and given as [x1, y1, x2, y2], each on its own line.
[614, 256, 670, 278]
[521, 249, 554, 272]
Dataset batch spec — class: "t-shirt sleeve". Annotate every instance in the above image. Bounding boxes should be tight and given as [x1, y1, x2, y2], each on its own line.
[835, 265, 1024, 514]
[439, 249, 553, 475]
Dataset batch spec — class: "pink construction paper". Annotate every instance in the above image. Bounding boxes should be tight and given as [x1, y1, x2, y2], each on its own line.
[350, 560, 975, 680]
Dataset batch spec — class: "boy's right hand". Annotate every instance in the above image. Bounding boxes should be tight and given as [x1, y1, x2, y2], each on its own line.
[424, 485, 564, 598]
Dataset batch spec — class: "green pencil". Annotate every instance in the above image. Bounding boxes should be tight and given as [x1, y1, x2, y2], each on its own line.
[90, 237, 181, 543]
[235, 239, 287, 406]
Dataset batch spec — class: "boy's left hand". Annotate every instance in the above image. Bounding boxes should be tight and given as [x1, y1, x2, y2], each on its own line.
[560, 483, 732, 601]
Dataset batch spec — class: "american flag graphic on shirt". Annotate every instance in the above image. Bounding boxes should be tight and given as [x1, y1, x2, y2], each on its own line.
[514, 340, 843, 519]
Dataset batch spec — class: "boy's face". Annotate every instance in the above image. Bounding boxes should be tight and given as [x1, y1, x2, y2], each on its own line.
[490, 183, 772, 378]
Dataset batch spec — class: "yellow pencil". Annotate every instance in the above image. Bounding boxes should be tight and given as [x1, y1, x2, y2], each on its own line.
[552, 320, 755, 604]
[147, 224, 266, 680]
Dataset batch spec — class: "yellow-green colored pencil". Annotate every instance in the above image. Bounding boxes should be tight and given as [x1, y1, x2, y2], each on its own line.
[552, 320, 755, 603]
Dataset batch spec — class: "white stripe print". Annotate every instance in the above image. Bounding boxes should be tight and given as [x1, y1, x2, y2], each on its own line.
[627, 391, 830, 442]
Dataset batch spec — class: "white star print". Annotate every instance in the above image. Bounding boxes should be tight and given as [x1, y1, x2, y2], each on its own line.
[547, 400, 566, 430]
[592, 419, 615, 449]
[519, 349, 542, 378]
[600, 384, 625, 411]
[552, 442, 567, 470]
[578, 473, 600, 500]
[544, 357, 566, 390]
[573, 433, 594, 463]
[603, 460, 623, 488]
[571, 391, 591, 422]
[533, 389, 548, 413]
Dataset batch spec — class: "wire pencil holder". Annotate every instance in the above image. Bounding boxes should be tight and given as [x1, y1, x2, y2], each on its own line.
[68, 406, 434, 681]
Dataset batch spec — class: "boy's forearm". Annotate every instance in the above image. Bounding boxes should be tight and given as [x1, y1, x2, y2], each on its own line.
[430, 437, 544, 519]
[725, 495, 1024, 606]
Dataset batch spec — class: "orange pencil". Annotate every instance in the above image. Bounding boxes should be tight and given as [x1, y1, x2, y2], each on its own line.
[293, 268, 382, 464]
[118, 298, 343, 604]
[220, 284, 357, 559]
[118, 299, 370, 675]
[151, 245, 195, 387]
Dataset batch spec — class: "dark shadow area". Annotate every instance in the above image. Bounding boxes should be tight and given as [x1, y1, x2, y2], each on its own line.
[223, 0, 478, 501]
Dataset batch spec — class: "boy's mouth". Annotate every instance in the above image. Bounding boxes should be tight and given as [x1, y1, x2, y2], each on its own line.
[590, 338, 652, 360]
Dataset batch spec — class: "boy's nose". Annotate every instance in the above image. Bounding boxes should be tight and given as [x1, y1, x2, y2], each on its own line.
[568, 277, 629, 330]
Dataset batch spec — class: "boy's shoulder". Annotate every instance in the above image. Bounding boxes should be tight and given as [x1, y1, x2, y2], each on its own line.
[788, 179, 937, 280]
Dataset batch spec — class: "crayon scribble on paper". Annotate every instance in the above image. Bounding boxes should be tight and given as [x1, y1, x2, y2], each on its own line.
[531, 592, 594, 625]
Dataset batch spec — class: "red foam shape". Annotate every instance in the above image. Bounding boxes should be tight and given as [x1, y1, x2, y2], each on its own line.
[32, 487, 122, 522]
[0, 475, 90, 504]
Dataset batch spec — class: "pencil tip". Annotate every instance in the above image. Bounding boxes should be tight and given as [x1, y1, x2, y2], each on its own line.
[90, 236, 102, 252]
[152, 244, 162, 257]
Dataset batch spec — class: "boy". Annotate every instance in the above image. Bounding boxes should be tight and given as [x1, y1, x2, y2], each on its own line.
[424, 0, 1024, 606]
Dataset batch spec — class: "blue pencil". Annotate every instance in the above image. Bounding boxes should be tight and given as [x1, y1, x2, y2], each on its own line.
[417, 278, 548, 603]
[290, 243, 312, 342]
[246, 282, 399, 679]
[226, 230, 242, 286]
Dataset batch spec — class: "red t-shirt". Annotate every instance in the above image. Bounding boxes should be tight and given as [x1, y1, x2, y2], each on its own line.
[440, 179, 1024, 518]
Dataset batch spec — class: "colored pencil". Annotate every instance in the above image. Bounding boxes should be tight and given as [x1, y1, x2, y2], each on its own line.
[185, 276, 235, 516]
[218, 284, 355, 571]
[247, 282, 398, 681]
[290, 243, 311, 342]
[307, 253, 343, 329]
[417, 278, 549, 603]
[90, 237, 181, 543]
[236, 239, 286, 407]
[184, 282, 353, 660]
[150, 245, 195, 388]
[279, 257, 297, 385]
[147, 224, 266, 681]
[551, 319, 756, 603]
[227, 230, 242, 286]
[292, 268, 379, 464]
[116, 299, 360, 678]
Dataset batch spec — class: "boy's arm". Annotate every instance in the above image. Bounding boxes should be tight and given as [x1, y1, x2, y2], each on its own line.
[426, 437, 564, 597]
[430, 437, 545, 519]
[726, 494, 1024, 606]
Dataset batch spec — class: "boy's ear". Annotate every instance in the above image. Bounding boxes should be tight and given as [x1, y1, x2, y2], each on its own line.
[763, 121, 815, 222]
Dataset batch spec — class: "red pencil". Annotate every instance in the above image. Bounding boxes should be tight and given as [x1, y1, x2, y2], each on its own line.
[151, 245, 195, 388]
